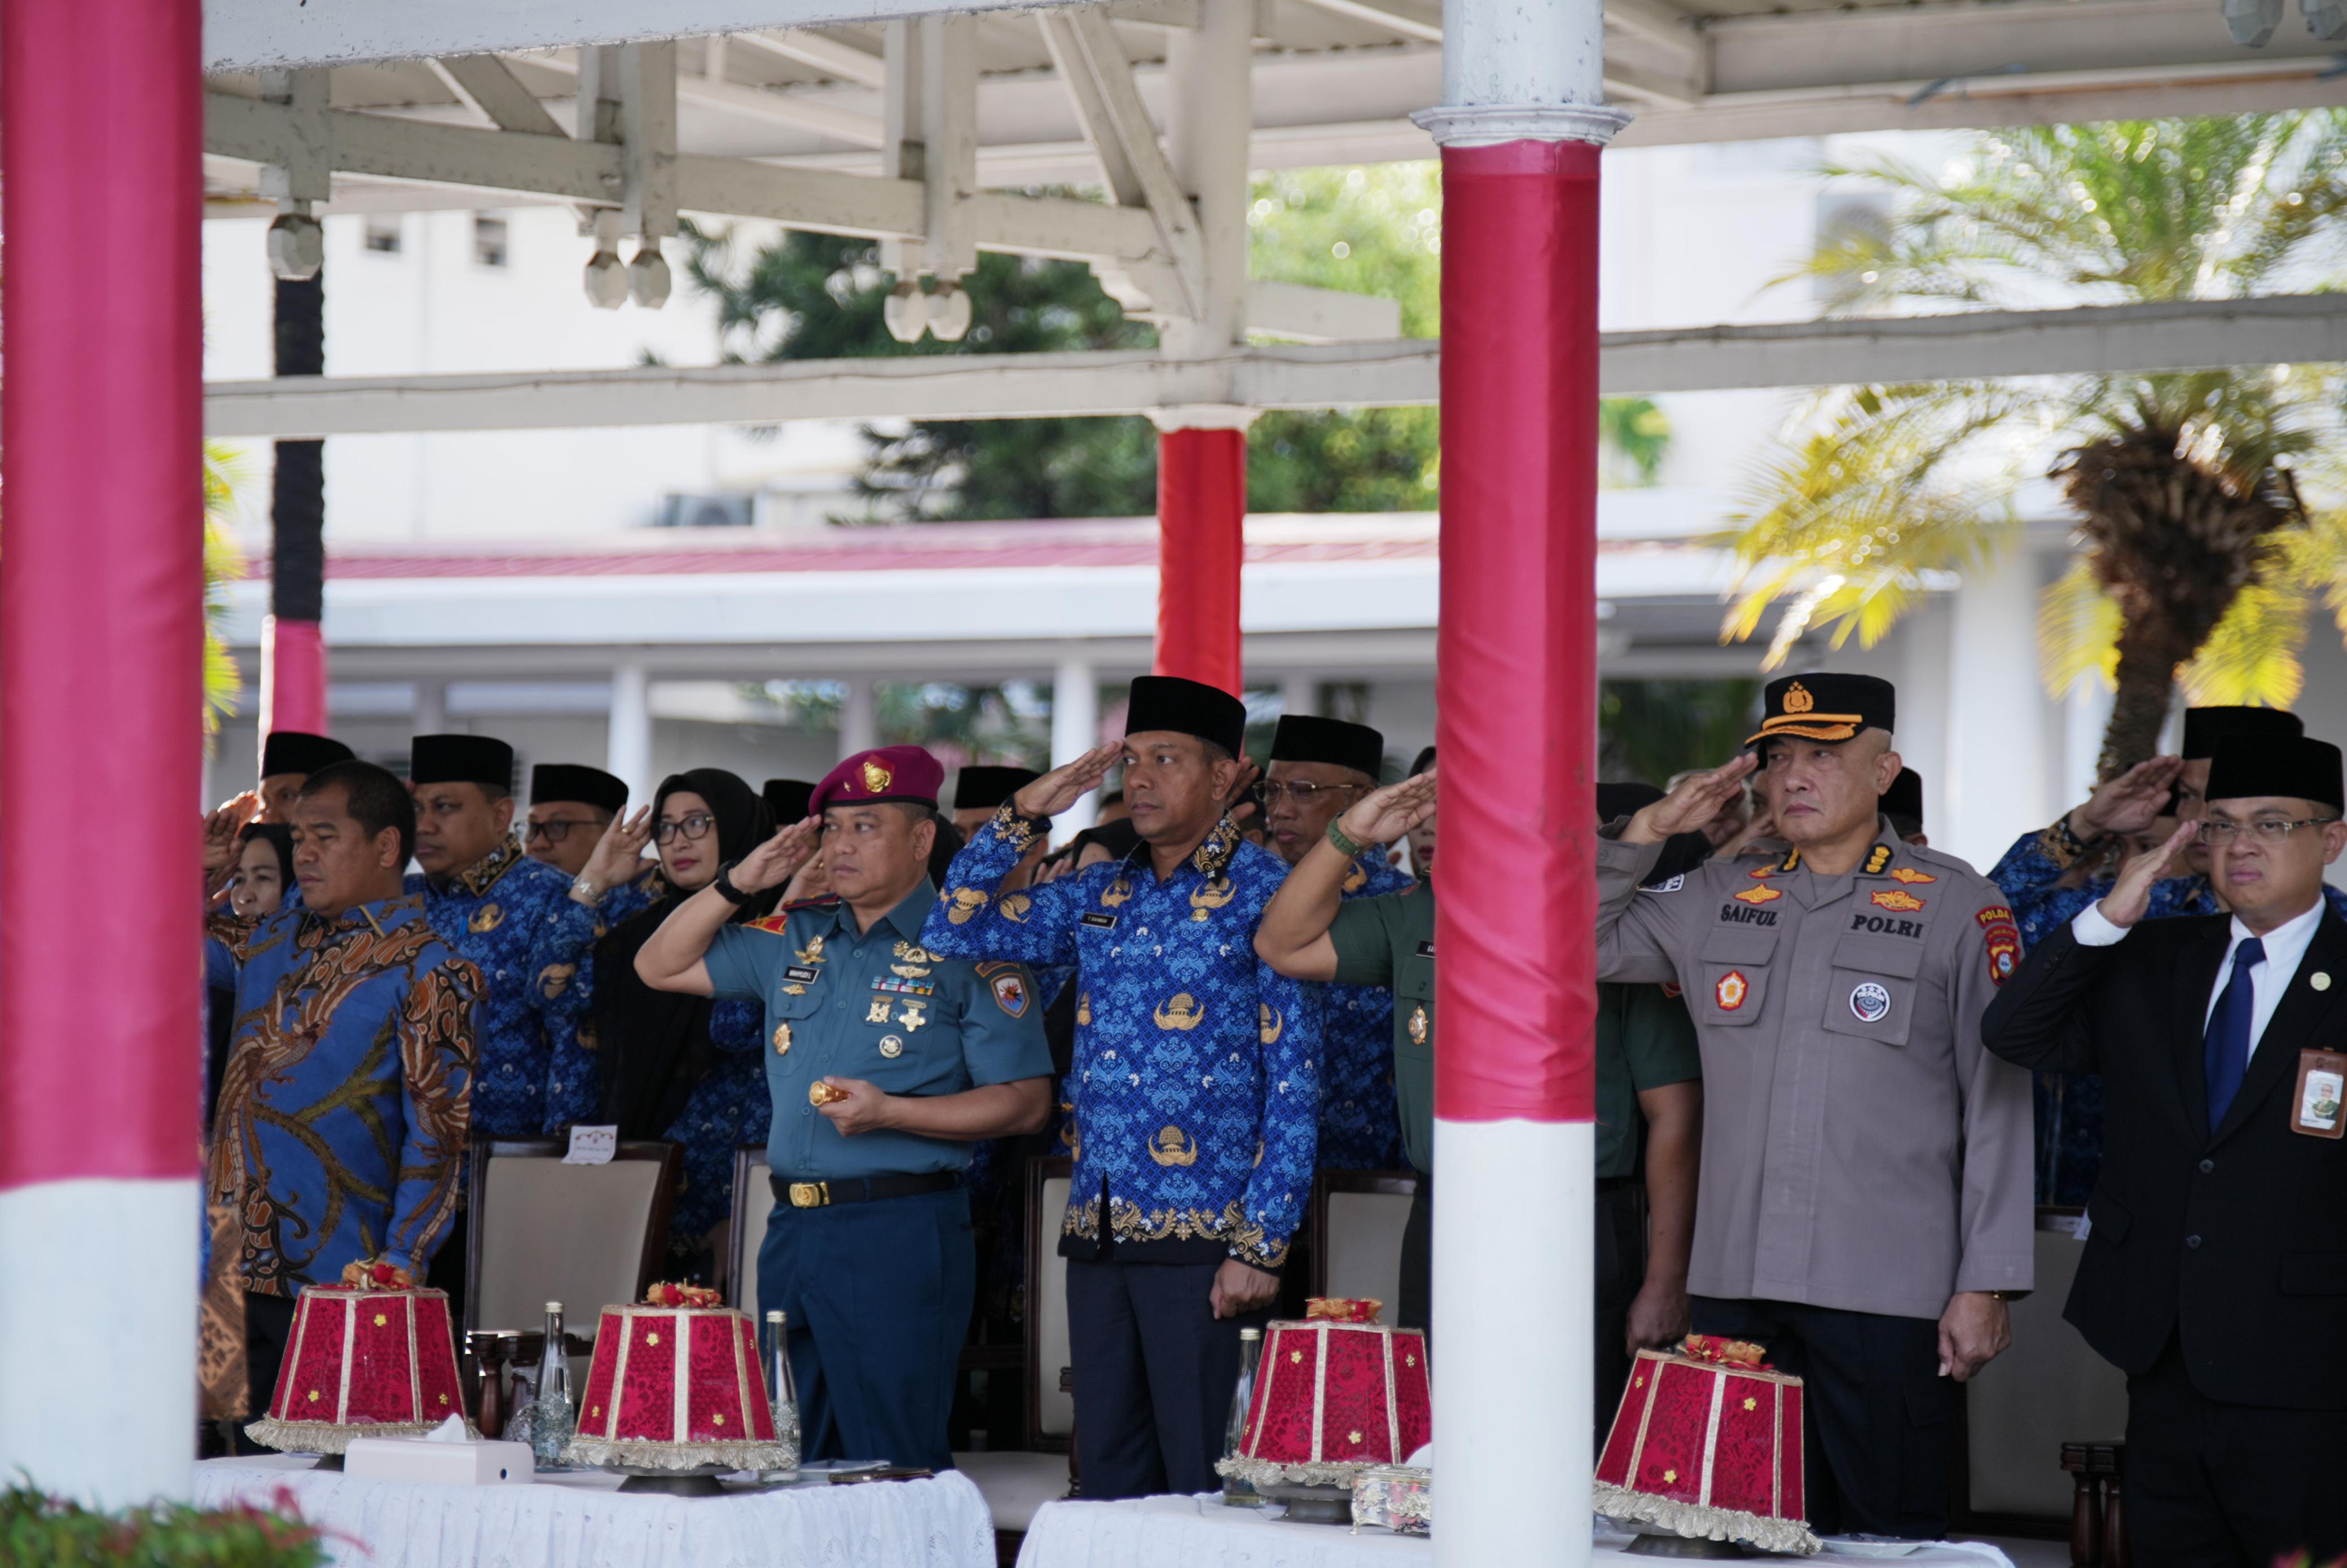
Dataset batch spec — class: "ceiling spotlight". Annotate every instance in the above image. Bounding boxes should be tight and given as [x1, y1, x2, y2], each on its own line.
[628, 244, 672, 309]
[882, 282, 926, 344]
[583, 236, 627, 310]
[2225, 0, 2283, 44]
[927, 283, 973, 342]
[266, 204, 324, 282]
[2306, 0, 2347, 37]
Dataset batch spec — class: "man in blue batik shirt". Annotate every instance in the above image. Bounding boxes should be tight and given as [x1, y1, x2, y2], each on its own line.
[1985, 705, 2347, 1201]
[922, 675, 1322, 1501]
[1262, 713, 1408, 1170]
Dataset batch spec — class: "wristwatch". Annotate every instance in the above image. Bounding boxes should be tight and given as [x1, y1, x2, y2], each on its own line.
[1325, 819, 1366, 859]
[569, 874, 603, 903]
[711, 862, 754, 906]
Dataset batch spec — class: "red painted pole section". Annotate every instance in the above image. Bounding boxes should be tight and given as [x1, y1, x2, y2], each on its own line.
[0, 0, 205, 1189]
[262, 616, 332, 739]
[1432, 139, 1603, 1126]
[1153, 425, 1247, 696]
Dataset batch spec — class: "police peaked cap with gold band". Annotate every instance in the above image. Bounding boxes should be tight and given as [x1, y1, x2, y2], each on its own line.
[410, 734, 516, 793]
[1744, 674, 1896, 749]
[953, 765, 1039, 812]
[260, 731, 354, 779]
[2205, 736, 2345, 814]
[811, 745, 944, 815]
[530, 763, 628, 814]
[1125, 674, 1249, 759]
[2182, 705, 2302, 760]
[1271, 715, 1385, 780]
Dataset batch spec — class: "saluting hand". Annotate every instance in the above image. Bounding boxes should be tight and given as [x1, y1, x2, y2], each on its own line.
[1339, 768, 1437, 848]
[2094, 819, 2195, 930]
[202, 792, 261, 886]
[576, 807, 653, 896]
[2068, 756, 2183, 841]
[1013, 743, 1122, 820]
[730, 816, 824, 894]
[1626, 754, 1758, 845]
[1223, 758, 1263, 829]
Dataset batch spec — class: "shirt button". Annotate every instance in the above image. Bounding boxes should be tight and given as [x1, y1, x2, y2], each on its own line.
[2199, 1158, 2215, 1174]
[2186, 1234, 2203, 1249]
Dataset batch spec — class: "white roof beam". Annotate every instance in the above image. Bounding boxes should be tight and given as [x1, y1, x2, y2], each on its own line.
[427, 55, 572, 137]
[728, 28, 888, 88]
[1284, 0, 1439, 42]
[1243, 280, 1403, 343]
[520, 43, 886, 147]
[204, 293, 2347, 439]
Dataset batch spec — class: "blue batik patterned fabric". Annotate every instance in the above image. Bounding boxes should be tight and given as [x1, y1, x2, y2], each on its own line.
[542, 862, 669, 1131]
[921, 805, 1322, 1270]
[1314, 852, 1411, 1171]
[664, 998, 772, 1245]
[1989, 825, 2347, 1202]
[407, 840, 602, 1139]
[206, 895, 481, 1294]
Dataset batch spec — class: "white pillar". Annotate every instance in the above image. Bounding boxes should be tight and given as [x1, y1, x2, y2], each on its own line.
[839, 678, 878, 760]
[412, 680, 447, 736]
[1279, 673, 1316, 722]
[607, 660, 652, 806]
[1052, 652, 1101, 838]
[1945, 547, 2053, 871]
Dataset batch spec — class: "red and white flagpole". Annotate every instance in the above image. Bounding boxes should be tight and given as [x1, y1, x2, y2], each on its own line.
[1418, 0, 1625, 1556]
[0, 0, 205, 1505]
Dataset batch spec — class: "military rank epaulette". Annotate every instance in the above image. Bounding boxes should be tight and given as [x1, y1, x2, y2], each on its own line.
[744, 913, 794, 935]
[1863, 844, 1893, 875]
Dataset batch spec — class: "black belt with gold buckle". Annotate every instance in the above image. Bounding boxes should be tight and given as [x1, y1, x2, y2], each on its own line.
[771, 1170, 960, 1209]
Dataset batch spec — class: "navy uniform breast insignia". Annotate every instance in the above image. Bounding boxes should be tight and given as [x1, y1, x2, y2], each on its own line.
[878, 1034, 905, 1059]
[898, 1000, 928, 1031]
[866, 996, 893, 1024]
[1408, 1005, 1429, 1044]
[773, 1022, 792, 1055]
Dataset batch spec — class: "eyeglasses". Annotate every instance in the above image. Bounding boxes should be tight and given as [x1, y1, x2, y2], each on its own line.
[1259, 781, 1369, 806]
[653, 813, 717, 845]
[2195, 817, 2340, 845]
[524, 818, 600, 844]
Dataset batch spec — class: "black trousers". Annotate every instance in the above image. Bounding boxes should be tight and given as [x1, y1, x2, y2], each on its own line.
[233, 1291, 301, 1456]
[1593, 1180, 1647, 1449]
[1066, 1257, 1271, 1500]
[1691, 1295, 1952, 1539]
[2126, 1335, 2347, 1568]
[427, 1210, 469, 1327]
[1396, 1177, 1431, 1334]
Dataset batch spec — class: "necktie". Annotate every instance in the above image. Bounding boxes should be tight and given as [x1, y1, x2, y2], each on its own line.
[2204, 936, 2266, 1130]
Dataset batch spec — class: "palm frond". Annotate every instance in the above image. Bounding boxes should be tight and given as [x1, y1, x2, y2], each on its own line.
[2179, 574, 2309, 707]
[2037, 556, 2122, 697]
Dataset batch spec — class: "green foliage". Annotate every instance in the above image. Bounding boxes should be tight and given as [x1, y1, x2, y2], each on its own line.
[1731, 112, 2347, 766]
[204, 441, 247, 737]
[1600, 680, 1763, 786]
[743, 679, 1056, 766]
[0, 1483, 327, 1567]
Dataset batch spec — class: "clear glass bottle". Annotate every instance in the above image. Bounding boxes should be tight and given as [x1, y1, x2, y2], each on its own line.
[1221, 1327, 1265, 1505]
[763, 1309, 802, 1473]
[530, 1301, 575, 1469]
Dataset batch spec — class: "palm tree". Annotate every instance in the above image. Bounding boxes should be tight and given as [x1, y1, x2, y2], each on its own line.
[203, 442, 246, 736]
[1721, 114, 2347, 776]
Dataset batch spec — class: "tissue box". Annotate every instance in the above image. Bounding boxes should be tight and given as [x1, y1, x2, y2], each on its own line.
[344, 1435, 534, 1486]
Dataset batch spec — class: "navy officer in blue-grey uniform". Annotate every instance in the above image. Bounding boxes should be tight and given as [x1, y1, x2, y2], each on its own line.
[1262, 714, 1407, 1170]
[921, 674, 1323, 1501]
[635, 743, 1053, 1473]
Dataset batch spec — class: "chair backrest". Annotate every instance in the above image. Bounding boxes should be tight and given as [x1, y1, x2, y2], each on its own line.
[728, 1144, 772, 1316]
[1026, 1156, 1074, 1449]
[1309, 1171, 1418, 1310]
[1963, 1214, 2128, 1519]
[466, 1139, 678, 1337]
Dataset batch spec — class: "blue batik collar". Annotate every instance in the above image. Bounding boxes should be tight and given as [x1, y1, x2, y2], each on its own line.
[439, 836, 527, 896]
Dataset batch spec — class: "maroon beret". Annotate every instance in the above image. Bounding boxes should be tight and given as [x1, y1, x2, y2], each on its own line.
[811, 745, 943, 815]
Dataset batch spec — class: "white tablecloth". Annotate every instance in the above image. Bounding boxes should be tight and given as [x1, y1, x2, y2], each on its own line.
[1015, 1494, 2025, 1568]
[195, 1455, 994, 1568]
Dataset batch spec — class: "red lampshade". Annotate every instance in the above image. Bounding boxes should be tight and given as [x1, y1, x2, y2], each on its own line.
[1593, 1338, 1820, 1554]
[246, 1284, 472, 1456]
[565, 1301, 790, 1472]
[1218, 1299, 1431, 1490]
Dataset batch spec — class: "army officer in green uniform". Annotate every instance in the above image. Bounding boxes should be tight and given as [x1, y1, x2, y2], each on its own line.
[635, 744, 1052, 1472]
[1255, 761, 1704, 1444]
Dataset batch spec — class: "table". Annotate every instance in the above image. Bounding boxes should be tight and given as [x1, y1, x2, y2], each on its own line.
[195, 1455, 994, 1568]
[1014, 1493, 2028, 1568]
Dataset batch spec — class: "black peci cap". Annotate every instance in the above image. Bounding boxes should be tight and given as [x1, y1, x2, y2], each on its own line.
[2205, 736, 2345, 813]
[1409, 745, 1435, 778]
[1271, 715, 1385, 780]
[260, 731, 354, 779]
[1124, 675, 1249, 759]
[1745, 673, 1896, 749]
[953, 765, 1040, 812]
[410, 734, 517, 794]
[762, 779, 815, 825]
[530, 763, 627, 814]
[2182, 705, 2302, 761]
[1881, 767, 1924, 831]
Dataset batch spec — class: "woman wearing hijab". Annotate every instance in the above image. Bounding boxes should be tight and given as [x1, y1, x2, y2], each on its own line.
[594, 768, 779, 1286]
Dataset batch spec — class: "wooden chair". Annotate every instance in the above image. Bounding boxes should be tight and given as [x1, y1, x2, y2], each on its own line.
[726, 1144, 773, 1315]
[464, 1137, 679, 1341]
[1308, 1170, 1419, 1310]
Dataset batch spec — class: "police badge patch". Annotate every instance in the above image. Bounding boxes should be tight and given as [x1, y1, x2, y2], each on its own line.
[1849, 982, 1892, 1024]
[978, 961, 1030, 1017]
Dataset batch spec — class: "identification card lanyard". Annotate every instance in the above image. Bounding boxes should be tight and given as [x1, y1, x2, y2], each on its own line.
[2291, 1048, 2347, 1139]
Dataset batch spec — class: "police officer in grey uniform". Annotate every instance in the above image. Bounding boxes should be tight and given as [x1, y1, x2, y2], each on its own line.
[1594, 673, 2034, 1539]
[634, 744, 1053, 1473]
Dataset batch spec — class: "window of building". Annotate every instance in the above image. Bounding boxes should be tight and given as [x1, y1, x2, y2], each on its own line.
[362, 213, 403, 254]
[473, 214, 509, 269]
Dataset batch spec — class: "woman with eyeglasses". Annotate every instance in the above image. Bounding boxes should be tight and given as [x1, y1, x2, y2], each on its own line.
[591, 769, 781, 1288]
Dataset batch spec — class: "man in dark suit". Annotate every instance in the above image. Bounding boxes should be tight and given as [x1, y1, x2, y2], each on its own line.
[1984, 735, 2347, 1567]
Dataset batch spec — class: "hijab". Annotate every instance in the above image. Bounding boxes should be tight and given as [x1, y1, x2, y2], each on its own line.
[594, 769, 777, 1140]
